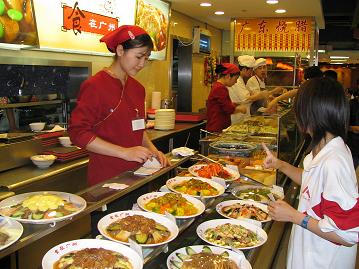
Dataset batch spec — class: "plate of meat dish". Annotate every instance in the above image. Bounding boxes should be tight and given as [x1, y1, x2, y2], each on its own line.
[166, 177, 225, 198]
[0, 216, 23, 251]
[42, 239, 142, 269]
[137, 192, 205, 219]
[216, 200, 271, 222]
[97, 210, 179, 247]
[167, 245, 252, 269]
[188, 163, 239, 181]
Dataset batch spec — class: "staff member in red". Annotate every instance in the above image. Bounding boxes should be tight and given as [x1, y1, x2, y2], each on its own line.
[206, 63, 246, 133]
[69, 25, 168, 186]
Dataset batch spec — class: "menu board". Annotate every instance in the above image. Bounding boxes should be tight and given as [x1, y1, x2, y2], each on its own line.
[136, 0, 170, 60]
[234, 18, 313, 53]
[0, 0, 39, 46]
[33, 0, 136, 54]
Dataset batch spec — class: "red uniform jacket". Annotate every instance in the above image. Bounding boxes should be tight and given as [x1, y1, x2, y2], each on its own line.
[68, 71, 145, 186]
[206, 81, 235, 133]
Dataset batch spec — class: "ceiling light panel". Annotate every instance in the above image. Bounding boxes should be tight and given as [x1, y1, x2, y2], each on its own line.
[275, 9, 286, 13]
[214, 11, 224, 15]
[200, 3, 212, 7]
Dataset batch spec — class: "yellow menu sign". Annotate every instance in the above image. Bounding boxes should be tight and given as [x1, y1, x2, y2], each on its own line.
[234, 18, 313, 52]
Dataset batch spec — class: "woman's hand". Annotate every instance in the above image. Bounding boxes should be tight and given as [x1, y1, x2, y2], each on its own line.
[262, 143, 281, 169]
[152, 149, 170, 167]
[120, 146, 154, 163]
[268, 200, 301, 223]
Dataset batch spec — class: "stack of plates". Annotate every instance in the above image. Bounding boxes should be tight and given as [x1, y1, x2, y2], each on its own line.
[154, 109, 175, 130]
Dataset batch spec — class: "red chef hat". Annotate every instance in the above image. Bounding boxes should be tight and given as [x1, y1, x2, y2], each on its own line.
[100, 25, 148, 53]
[221, 63, 240, 74]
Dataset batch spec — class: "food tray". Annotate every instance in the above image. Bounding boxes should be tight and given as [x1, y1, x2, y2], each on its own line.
[209, 141, 257, 157]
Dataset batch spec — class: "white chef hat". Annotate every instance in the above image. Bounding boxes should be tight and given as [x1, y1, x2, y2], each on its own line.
[254, 58, 267, 69]
[237, 55, 255, 68]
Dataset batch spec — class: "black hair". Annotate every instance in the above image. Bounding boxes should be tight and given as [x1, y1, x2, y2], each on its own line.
[122, 34, 154, 51]
[323, 69, 338, 81]
[304, 66, 323, 80]
[215, 64, 240, 78]
[294, 77, 349, 150]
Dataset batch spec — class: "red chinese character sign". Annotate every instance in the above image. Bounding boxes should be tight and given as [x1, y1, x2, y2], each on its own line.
[234, 18, 313, 53]
[33, 0, 137, 54]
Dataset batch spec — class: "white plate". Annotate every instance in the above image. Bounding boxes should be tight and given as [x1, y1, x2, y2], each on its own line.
[188, 164, 239, 181]
[196, 219, 267, 250]
[137, 192, 205, 219]
[166, 176, 225, 198]
[216, 200, 271, 223]
[0, 191, 86, 224]
[232, 185, 284, 204]
[42, 239, 142, 269]
[0, 217, 23, 251]
[166, 245, 252, 269]
[97, 210, 179, 247]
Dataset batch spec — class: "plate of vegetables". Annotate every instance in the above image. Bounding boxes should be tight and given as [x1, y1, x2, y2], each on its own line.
[196, 219, 267, 250]
[42, 239, 142, 269]
[188, 163, 239, 181]
[167, 245, 251, 269]
[216, 200, 271, 222]
[166, 177, 225, 198]
[97, 210, 179, 247]
[232, 185, 284, 204]
[137, 192, 205, 219]
[0, 191, 86, 224]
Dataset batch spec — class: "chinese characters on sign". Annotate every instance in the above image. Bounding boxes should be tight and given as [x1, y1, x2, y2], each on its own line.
[234, 18, 313, 52]
[62, 2, 118, 36]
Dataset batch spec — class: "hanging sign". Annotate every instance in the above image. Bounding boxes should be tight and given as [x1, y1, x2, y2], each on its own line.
[234, 18, 313, 53]
[33, 0, 136, 54]
[135, 0, 170, 60]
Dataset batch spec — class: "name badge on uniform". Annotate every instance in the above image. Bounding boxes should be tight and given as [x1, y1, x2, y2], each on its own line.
[132, 118, 145, 131]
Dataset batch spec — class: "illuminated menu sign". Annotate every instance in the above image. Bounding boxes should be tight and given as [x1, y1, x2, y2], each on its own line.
[234, 18, 313, 52]
[136, 0, 170, 60]
[33, 0, 136, 54]
[0, 0, 39, 46]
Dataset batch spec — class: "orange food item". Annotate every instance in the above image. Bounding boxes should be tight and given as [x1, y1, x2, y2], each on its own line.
[195, 163, 232, 179]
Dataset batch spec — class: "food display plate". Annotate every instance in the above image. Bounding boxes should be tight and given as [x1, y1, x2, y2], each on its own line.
[0, 217, 23, 251]
[216, 200, 271, 223]
[137, 192, 205, 219]
[42, 239, 143, 269]
[0, 191, 86, 224]
[97, 210, 179, 247]
[188, 164, 239, 181]
[196, 218, 267, 250]
[166, 245, 252, 269]
[166, 176, 225, 198]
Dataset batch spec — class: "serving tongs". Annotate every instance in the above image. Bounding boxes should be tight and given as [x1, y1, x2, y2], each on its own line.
[196, 153, 223, 165]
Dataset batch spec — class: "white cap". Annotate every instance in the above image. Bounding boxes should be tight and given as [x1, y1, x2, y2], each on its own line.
[254, 58, 266, 69]
[237, 55, 255, 68]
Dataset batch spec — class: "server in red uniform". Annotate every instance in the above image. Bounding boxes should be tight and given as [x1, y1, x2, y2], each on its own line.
[69, 25, 168, 186]
[206, 63, 246, 133]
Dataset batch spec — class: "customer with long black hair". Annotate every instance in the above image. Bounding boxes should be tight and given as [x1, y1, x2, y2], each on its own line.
[263, 77, 358, 269]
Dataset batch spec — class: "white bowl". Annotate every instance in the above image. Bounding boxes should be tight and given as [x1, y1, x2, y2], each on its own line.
[30, 155, 57, 169]
[29, 122, 45, 132]
[58, 136, 72, 147]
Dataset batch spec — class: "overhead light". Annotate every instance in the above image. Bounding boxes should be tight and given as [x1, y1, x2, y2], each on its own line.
[331, 62, 345, 65]
[200, 3, 212, 7]
[330, 59, 348, 62]
[275, 9, 286, 13]
[214, 11, 224, 15]
[266, 0, 279, 4]
[318, 49, 326, 53]
[330, 56, 349, 59]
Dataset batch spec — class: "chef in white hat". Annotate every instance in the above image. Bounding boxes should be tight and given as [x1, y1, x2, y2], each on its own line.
[228, 55, 255, 123]
[246, 58, 285, 115]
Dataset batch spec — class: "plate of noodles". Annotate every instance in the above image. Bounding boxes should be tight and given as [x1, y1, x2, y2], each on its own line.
[167, 245, 251, 269]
